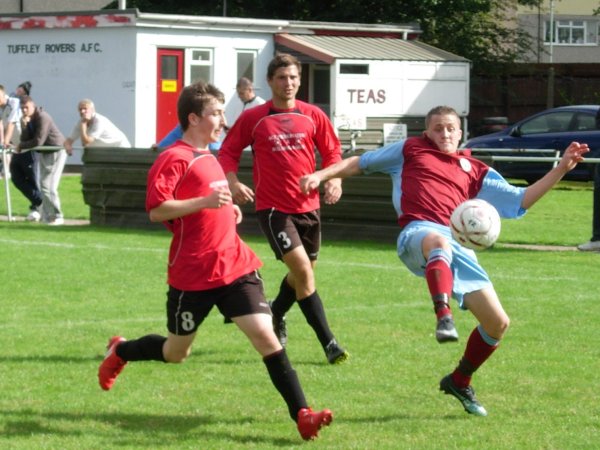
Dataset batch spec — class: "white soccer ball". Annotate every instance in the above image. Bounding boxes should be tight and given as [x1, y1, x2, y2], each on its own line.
[450, 199, 501, 251]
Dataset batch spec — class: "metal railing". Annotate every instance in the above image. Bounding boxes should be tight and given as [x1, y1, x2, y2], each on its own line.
[468, 148, 600, 166]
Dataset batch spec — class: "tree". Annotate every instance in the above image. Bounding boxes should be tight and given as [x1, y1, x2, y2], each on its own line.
[106, 0, 542, 75]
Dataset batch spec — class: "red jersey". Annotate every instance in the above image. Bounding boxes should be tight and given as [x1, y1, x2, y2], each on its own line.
[146, 141, 262, 291]
[218, 100, 342, 213]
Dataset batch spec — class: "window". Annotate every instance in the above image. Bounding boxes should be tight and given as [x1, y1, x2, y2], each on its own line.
[237, 50, 257, 81]
[520, 112, 573, 135]
[573, 113, 598, 132]
[161, 55, 178, 80]
[544, 20, 593, 45]
[339, 64, 369, 75]
[186, 48, 213, 84]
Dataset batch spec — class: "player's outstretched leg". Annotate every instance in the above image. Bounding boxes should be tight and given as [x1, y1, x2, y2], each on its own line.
[439, 374, 487, 416]
[98, 336, 127, 391]
[297, 407, 333, 440]
[297, 291, 348, 364]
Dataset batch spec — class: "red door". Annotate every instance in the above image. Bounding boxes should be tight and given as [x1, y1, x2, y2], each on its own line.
[156, 48, 184, 142]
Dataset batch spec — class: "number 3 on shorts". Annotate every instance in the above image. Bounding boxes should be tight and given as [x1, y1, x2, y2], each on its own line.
[278, 231, 292, 249]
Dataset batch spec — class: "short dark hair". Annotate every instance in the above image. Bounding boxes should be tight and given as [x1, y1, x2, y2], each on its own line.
[19, 95, 34, 106]
[267, 53, 301, 80]
[425, 106, 460, 128]
[177, 81, 225, 131]
[18, 81, 32, 96]
[236, 77, 253, 90]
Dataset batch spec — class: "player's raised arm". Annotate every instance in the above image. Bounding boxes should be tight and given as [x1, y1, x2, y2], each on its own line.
[521, 141, 589, 209]
[300, 156, 362, 195]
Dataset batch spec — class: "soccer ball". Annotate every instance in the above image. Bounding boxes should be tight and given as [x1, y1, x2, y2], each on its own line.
[450, 199, 501, 250]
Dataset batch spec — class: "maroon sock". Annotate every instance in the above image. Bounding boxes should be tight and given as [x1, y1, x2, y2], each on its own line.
[452, 327, 498, 388]
[425, 257, 453, 319]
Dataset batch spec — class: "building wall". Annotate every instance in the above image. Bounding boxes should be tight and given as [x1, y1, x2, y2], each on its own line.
[518, 0, 600, 63]
[132, 29, 274, 146]
[0, 23, 137, 164]
[0, 0, 112, 13]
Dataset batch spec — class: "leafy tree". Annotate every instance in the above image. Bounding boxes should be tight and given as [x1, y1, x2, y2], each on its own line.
[106, 0, 542, 74]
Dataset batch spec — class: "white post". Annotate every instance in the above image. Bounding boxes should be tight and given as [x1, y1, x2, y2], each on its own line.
[118, 0, 127, 10]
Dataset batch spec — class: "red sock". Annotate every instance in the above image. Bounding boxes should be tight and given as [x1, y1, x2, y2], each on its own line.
[452, 327, 498, 388]
[425, 256, 453, 319]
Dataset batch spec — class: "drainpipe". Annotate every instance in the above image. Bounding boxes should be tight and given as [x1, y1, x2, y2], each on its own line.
[118, 0, 127, 9]
[547, 0, 555, 108]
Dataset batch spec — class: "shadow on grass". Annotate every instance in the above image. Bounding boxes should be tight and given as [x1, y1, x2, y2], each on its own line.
[0, 408, 299, 446]
[0, 354, 97, 364]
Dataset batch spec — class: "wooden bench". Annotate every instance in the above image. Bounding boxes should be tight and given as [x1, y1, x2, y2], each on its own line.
[81, 147, 401, 242]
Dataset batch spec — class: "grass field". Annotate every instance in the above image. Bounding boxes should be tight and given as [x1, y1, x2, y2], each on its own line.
[0, 175, 598, 449]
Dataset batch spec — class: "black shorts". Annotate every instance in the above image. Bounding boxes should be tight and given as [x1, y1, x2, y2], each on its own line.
[166, 271, 270, 336]
[257, 208, 321, 261]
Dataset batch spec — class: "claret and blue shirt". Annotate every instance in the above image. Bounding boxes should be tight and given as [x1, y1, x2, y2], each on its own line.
[358, 136, 528, 305]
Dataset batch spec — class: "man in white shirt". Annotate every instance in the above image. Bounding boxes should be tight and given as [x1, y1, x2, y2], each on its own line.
[0, 85, 22, 148]
[0, 85, 22, 178]
[225, 77, 266, 127]
[63, 99, 131, 155]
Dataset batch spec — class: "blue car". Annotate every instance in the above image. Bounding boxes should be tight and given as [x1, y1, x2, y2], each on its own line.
[463, 105, 600, 183]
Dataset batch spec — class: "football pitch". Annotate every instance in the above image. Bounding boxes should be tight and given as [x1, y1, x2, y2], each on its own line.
[0, 176, 598, 449]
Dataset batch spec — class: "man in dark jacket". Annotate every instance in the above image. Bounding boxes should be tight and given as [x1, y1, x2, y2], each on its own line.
[15, 96, 66, 225]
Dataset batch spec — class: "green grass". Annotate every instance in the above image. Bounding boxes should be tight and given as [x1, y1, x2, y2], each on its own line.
[0, 173, 89, 220]
[0, 176, 598, 449]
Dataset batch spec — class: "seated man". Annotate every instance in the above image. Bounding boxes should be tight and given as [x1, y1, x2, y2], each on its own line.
[63, 99, 130, 155]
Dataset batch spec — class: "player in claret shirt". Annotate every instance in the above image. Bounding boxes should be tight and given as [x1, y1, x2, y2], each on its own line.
[98, 81, 333, 441]
[300, 105, 589, 416]
[218, 53, 348, 364]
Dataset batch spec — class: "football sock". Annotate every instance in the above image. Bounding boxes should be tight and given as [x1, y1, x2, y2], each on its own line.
[116, 334, 167, 362]
[452, 325, 499, 388]
[298, 291, 335, 348]
[425, 248, 454, 319]
[270, 276, 296, 317]
[264, 349, 308, 421]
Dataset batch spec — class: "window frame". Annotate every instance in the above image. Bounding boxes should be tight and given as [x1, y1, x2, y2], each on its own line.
[185, 48, 214, 84]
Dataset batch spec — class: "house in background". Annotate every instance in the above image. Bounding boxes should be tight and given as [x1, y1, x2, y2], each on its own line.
[0, 0, 111, 13]
[518, 0, 600, 63]
[0, 8, 470, 165]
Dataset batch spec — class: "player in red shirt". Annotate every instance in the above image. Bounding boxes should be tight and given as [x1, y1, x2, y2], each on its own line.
[300, 106, 589, 416]
[219, 53, 348, 364]
[98, 81, 333, 440]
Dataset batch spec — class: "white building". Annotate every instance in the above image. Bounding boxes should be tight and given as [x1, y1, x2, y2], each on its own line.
[0, 8, 470, 163]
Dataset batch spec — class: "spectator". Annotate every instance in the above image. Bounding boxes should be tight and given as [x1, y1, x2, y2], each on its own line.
[225, 77, 266, 126]
[577, 164, 600, 251]
[63, 99, 130, 155]
[0, 85, 22, 178]
[0, 84, 21, 148]
[17, 96, 66, 225]
[14, 81, 32, 100]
